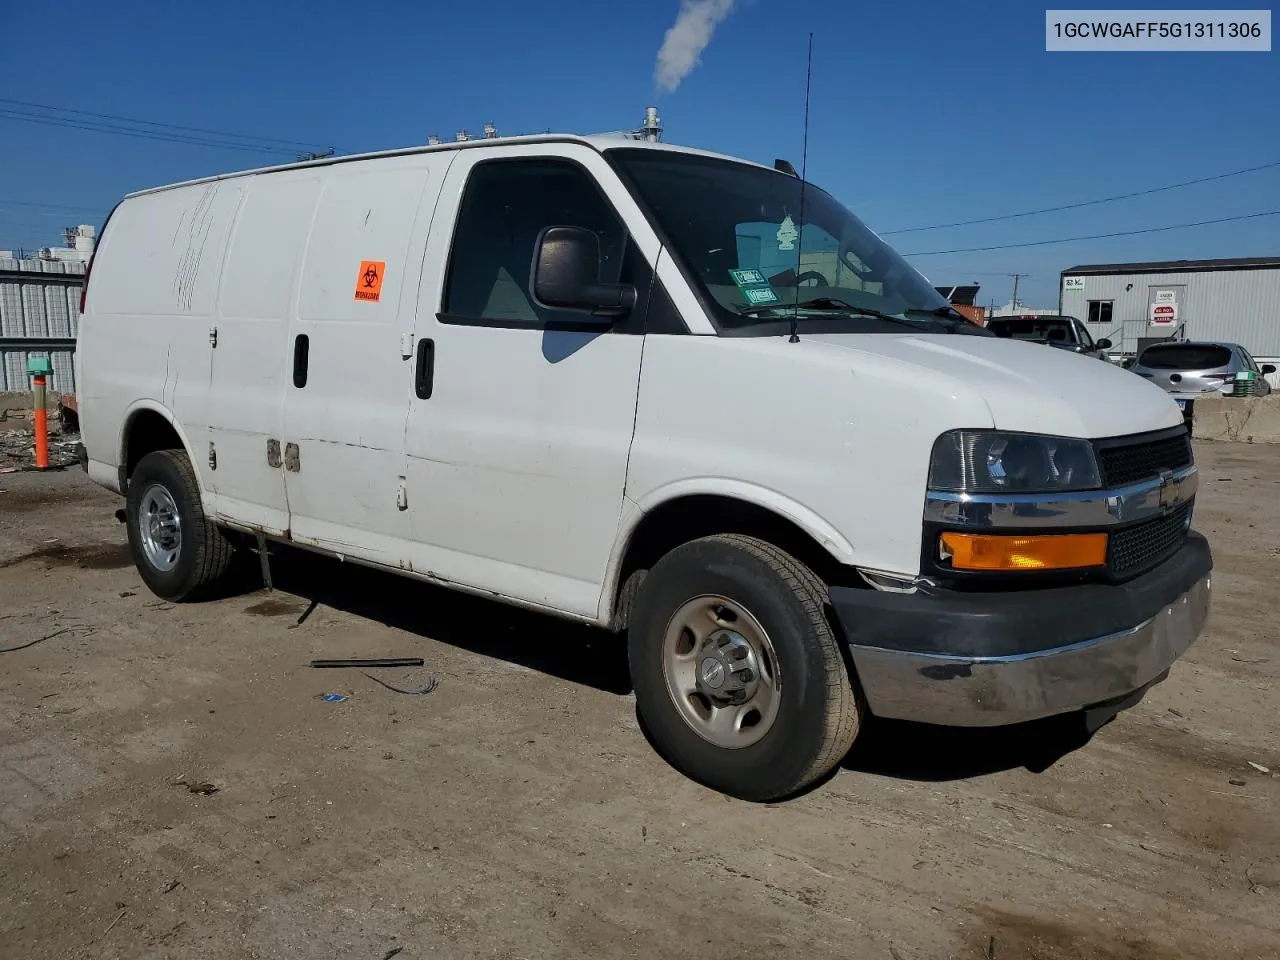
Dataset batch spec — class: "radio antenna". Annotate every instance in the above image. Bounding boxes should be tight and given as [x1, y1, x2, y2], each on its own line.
[789, 32, 813, 344]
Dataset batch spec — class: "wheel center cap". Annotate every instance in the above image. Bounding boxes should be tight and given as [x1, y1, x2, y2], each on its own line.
[700, 657, 726, 689]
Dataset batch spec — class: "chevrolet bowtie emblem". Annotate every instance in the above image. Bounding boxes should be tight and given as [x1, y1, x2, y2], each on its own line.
[1157, 470, 1176, 511]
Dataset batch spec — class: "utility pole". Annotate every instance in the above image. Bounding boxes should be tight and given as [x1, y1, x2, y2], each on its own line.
[1008, 273, 1027, 310]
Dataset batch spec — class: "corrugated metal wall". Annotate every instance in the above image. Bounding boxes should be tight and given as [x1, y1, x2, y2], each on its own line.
[1060, 267, 1280, 359]
[0, 258, 83, 393]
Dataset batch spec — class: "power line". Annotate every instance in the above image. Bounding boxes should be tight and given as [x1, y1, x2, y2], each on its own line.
[883, 160, 1280, 235]
[0, 108, 303, 155]
[0, 96, 329, 152]
[902, 210, 1280, 257]
[0, 198, 103, 212]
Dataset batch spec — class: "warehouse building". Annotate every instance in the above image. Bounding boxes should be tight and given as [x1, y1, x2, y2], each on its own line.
[1059, 257, 1280, 367]
[0, 254, 85, 394]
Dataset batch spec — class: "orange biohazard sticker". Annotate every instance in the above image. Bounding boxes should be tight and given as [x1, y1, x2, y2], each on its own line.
[354, 260, 385, 302]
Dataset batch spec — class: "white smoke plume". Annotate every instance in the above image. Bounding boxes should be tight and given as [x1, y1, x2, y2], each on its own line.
[654, 0, 737, 93]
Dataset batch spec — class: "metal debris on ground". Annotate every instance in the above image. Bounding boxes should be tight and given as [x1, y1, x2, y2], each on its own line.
[310, 657, 425, 669]
[360, 672, 439, 696]
[0, 627, 73, 654]
[0, 428, 82, 471]
[296, 599, 318, 625]
[171, 778, 219, 796]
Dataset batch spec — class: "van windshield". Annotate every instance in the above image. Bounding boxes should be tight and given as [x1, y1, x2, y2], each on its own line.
[608, 149, 985, 337]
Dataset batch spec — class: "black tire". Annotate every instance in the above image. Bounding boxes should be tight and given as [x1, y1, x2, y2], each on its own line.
[628, 534, 862, 802]
[125, 449, 234, 602]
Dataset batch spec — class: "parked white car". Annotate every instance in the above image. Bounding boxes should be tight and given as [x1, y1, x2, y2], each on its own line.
[76, 135, 1211, 800]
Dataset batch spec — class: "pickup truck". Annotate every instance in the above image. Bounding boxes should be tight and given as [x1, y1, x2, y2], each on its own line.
[987, 314, 1112, 361]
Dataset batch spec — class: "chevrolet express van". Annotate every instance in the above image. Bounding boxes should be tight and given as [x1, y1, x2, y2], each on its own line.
[76, 135, 1211, 801]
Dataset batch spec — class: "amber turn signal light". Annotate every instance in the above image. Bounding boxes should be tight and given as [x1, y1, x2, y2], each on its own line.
[940, 531, 1108, 571]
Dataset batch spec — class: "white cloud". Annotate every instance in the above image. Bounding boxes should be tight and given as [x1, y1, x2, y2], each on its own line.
[654, 0, 737, 94]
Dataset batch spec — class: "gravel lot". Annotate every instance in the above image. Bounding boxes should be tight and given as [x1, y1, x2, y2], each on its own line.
[1, 441, 1277, 960]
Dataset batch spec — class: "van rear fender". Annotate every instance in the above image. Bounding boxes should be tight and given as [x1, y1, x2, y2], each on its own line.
[117, 401, 206, 502]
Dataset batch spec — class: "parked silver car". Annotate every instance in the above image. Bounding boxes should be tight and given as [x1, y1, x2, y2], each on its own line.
[1124, 341, 1275, 408]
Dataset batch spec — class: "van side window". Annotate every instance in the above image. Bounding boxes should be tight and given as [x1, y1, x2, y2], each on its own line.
[442, 159, 627, 327]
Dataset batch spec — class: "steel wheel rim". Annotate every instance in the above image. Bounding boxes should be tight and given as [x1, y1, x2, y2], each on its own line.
[660, 595, 782, 749]
[138, 483, 182, 573]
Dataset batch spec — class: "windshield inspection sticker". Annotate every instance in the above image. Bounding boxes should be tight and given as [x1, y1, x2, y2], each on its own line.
[729, 268, 781, 306]
[776, 215, 798, 251]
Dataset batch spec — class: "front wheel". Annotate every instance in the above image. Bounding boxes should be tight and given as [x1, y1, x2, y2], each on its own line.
[125, 449, 234, 601]
[628, 534, 862, 801]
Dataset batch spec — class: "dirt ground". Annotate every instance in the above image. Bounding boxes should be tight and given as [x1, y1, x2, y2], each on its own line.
[1, 442, 1277, 960]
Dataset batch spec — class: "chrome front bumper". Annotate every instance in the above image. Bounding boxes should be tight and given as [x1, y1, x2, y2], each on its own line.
[843, 573, 1210, 727]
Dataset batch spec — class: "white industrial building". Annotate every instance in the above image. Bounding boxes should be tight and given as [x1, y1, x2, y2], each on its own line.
[988, 301, 1059, 319]
[1059, 257, 1280, 368]
[0, 226, 93, 393]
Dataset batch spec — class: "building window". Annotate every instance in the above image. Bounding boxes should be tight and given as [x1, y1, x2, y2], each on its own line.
[1087, 300, 1114, 324]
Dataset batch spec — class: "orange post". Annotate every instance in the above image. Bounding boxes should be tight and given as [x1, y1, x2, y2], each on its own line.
[32, 374, 49, 469]
[27, 356, 52, 470]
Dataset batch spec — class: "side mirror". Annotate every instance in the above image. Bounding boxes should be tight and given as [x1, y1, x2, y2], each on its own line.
[1262, 364, 1277, 375]
[531, 226, 636, 318]
[1097, 338, 1112, 350]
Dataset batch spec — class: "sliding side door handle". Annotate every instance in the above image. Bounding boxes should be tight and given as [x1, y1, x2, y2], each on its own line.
[415, 338, 435, 400]
[292, 334, 310, 388]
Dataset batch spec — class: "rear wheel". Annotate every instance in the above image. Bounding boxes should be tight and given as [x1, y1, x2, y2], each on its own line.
[628, 534, 862, 801]
[125, 449, 234, 601]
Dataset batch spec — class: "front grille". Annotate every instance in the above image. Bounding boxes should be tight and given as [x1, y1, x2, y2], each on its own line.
[1108, 501, 1193, 577]
[1096, 432, 1193, 487]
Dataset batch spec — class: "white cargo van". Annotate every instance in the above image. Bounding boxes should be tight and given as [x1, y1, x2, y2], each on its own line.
[76, 135, 1211, 800]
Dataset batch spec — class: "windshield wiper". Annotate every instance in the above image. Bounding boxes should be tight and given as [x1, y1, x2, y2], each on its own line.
[902, 305, 967, 322]
[737, 298, 988, 335]
[901, 306, 993, 335]
[739, 297, 913, 326]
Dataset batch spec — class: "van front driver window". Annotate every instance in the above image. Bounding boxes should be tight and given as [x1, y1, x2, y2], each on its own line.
[442, 159, 628, 326]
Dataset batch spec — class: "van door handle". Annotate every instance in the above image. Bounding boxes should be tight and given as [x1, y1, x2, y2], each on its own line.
[415, 338, 435, 399]
[293, 334, 309, 388]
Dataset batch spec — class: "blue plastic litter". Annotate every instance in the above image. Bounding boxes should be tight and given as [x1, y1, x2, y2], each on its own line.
[316, 693, 347, 703]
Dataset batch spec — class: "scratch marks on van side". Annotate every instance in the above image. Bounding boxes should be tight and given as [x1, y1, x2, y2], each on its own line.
[170, 209, 188, 248]
[161, 344, 173, 408]
[172, 185, 220, 313]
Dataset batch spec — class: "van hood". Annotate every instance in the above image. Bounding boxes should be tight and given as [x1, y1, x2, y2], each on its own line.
[800, 333, 1183, 438]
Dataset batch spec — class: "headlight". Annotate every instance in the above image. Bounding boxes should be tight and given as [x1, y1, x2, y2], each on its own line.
[928, 430, 1101, 493]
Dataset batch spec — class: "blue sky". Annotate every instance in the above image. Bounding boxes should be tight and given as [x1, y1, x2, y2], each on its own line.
[1, 0, 1276, 308]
